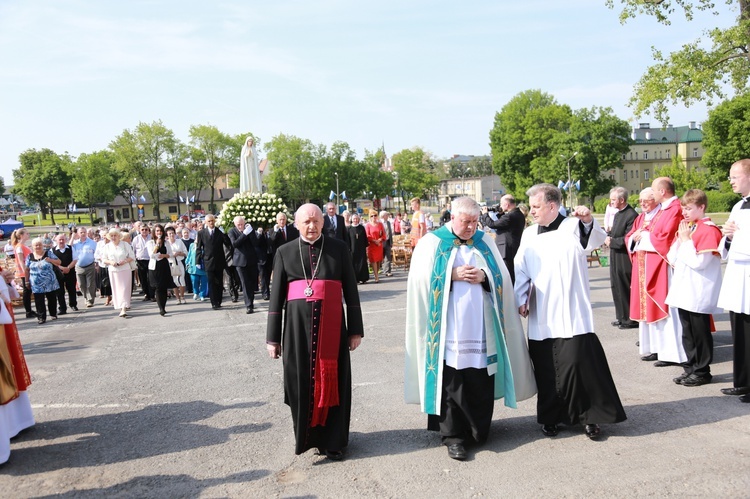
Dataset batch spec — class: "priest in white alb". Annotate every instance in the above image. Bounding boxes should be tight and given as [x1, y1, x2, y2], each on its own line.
[405, 196, 536, 460]
[515, 183, 626, 440]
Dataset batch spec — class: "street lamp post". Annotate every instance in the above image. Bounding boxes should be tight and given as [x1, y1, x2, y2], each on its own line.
[183, 175, 190, 220]
[561, 152, 578, 209]
[334, 172, 340, 208]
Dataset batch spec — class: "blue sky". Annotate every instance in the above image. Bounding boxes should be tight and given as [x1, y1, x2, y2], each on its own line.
[0, 0, 738, 185]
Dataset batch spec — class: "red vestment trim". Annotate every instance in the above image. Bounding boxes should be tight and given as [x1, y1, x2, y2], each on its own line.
[288, 279, 343, 428]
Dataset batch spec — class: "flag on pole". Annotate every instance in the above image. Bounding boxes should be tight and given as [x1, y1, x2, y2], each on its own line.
[130, 195, 136, 203]
[329, 190, 335, 201]
[139, 195, 146, 202]
[341, 191, 347, 200]
[179, 195, 184, 202]
[557, 180, 565, 189]
[189, 195, 195, 203]
[575, 180, 581, 190]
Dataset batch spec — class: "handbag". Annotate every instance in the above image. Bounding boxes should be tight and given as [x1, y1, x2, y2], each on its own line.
[148, 258, 156, 271]
[170, 259, 181, 277]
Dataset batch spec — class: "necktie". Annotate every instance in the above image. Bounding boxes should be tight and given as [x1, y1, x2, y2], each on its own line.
[331, 216, 336, 229]
[282, 227, 287, 240]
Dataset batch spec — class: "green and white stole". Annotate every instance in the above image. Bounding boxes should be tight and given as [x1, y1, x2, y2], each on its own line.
[423, 226, 516, 414]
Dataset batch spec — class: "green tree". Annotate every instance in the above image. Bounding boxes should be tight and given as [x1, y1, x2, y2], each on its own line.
[467, 156, 494, 177]
[13, 148, 72, 224]
[69, 150, 118, 224]
[189, 125, 237, 213]
[607, 0, 750, 125]
[701, 91, 750, 174]
[547, 106, 633, 206]
[110, 120, 176, 221]
[489, 90, 573, 198]
[655, 156, 711, 193]
[265, 134, 317, 209]
[391, 147, 440, 200]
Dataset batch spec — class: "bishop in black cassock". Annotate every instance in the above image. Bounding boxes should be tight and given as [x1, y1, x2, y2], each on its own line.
[266, 204, 364, 459]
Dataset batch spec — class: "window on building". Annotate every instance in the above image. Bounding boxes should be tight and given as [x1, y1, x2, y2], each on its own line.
[629, 152, 633, 160]
[635, 152, 638, 160]
[693, 148, 698, 158]
[644, 151, 649, 160]
[168, 206, 178, 214]
[644, 169, 650, 180]
[152, 207, 159, 217]
[631, 170, 634, 179]
[666, 150, 670, 159]
[659, 151, 662, 159]
[122, 208, 130, 219]
[636, 169, 639, 178]
[623, 170, 628, 181]
[194, 204, 202, 211]
[622, 153, 626, 160]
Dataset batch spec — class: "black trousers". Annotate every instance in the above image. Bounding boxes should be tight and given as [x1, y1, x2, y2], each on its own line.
[206, 269, 224, 307]
[225, 267, 241, 301]
[730, 312, 750, 388]
[56, 270, 78, 312]
[21, 277, 33, 314]
[235, 264, 258, 308]
[609, 251, 633, 323]
[258, 260, 271, 298]
[34, 291, 58, 320]
[678, 309, 713, 376]
[427, 364, 494, 446]
[136, 260, 153, 299]
[155, 288, 168, 314]
[503, 257, 515, 285]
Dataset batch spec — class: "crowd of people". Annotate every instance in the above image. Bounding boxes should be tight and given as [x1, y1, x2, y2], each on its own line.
[2, 159, 749, 465]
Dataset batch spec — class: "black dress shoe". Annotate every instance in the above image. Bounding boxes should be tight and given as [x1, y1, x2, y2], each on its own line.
[585, 424, 601, 440]
[246, 306, 254, 314]
[324, 449, 344, 461]
[212, 305, 222, 310]
[618, 321, 638, 329]
[720, 386, 750, 396]
[71, 306, 78, 311]
[611, 320, 621, 326]
[541, 424, 559, 437]
[37, 317, 46, 324]
[231, 297, 239, 303]
[673, 372, 689, 384]
[58, 310, 67, 316]
[681, 373, 712, 387]
[26, 312, 38, 319]
[739, 394, 750, 403]
[641, 353, 658, 361]
[446, 443, 467, 460]
[262, 295, 270, 301]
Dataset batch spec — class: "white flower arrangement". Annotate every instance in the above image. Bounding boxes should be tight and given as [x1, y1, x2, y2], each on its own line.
[218, 192, 289, 231]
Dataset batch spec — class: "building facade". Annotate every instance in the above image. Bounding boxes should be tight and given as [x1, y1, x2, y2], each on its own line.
[610, 122, 704, 194]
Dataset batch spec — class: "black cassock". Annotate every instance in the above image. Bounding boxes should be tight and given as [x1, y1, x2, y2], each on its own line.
[267, 235, 364, 455]
[347, 225, 369, 283]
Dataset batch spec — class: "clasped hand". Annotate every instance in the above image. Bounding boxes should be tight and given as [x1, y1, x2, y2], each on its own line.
[452, 264, 484, 284]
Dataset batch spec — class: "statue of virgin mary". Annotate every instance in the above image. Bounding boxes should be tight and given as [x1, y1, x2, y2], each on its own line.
[240, 136, 262, 194]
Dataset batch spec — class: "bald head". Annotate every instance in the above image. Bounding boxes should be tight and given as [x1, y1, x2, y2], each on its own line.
[651, 177, 675, 203]
[296, 203, 324, 242]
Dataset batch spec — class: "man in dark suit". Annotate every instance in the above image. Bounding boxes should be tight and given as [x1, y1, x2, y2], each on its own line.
[605, 186, 638, 329]
[479, 194, 526, 284]
[268, 212, 299, 297]
[228, 215, 259, 314]
[195, 214, 231, 310]
[323, 202, 349, 245]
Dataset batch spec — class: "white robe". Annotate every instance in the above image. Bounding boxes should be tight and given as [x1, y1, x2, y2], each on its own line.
[514, 217, 606, 340]
[240, 139, 262, 194]
[404, 224, 536, 414]
[718, 200, 750, 314]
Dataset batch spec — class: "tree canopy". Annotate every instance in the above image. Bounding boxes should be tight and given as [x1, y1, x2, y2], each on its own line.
[700, 91, 750, 173]
[13, 148, 72, 223]
[68, 150, 118, 224]
[391, 147, 440, 201]
[607, 0, 750, 125]
[489, 90, 632, 203]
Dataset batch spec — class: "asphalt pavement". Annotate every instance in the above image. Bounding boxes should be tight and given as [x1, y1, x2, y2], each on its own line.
[1, 262, 749, 498]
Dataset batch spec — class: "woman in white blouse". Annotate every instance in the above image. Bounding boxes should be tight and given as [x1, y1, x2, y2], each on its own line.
[101, 228, 136, 318]
[165, 226, 187, 304]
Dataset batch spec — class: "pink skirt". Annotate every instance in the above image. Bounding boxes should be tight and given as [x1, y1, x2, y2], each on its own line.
[109, 269, 132, 310]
